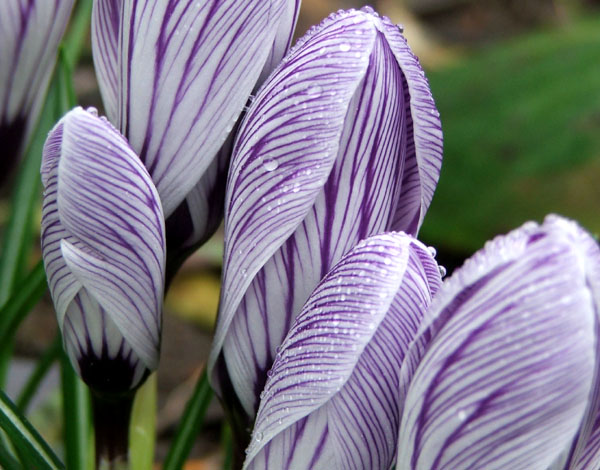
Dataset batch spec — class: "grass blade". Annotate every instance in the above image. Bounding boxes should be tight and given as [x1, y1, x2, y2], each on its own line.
[162, 368, 213, 470]
[0, 390, 64, 470]
[16, 335, 62, 413]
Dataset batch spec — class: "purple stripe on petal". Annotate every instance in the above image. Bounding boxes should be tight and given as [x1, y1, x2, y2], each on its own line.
[244, 233, 440, 469]
[397, 216, 598, 470]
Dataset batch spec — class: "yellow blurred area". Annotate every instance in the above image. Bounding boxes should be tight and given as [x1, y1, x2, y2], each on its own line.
[165, 272, 221, 331]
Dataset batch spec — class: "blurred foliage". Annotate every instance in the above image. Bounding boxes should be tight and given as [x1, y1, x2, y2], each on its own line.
[420, 13, 600, 256]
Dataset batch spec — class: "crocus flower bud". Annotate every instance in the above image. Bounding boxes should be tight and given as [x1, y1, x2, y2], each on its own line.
[209, 7, 443, 422]
[397, 215, 600, 470]
[244, 233, 442, 470]
[0, 0, 73, 180]
[92, 0, 301, 269]
[41, 107, 166, 396]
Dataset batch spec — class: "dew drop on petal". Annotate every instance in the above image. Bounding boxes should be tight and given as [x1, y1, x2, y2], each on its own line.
[307, 84, 323, 97]
[263, 159, 278, 171]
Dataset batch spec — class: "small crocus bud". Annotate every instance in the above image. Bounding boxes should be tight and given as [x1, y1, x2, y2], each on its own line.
[91, 0, 301, 271]
[41, 106, 166, 466]
[396, 215, 600, 470]
[0, 0, 74, 181]
[41, 107, 166, 395]
[209, 6, 443, 424]
[244, 233, 441, 470]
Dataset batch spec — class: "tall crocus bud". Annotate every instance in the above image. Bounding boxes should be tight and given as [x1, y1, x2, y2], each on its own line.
[41, 107, 166, 464]
[244, 233, 442, 469]
[209, 6, 443, 426]
[396, 215, 600, 470]
[91, 0, 301, 272]
[0, 0, 73, 180]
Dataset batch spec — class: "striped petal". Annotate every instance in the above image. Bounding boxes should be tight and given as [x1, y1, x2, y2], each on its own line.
[0, 0, 73, 174]
[396, 215, 599, 470]
[41, 107, 166, 387]
[210, 7, 442, 420]
[546, 217, 600, 470]
[244, 233, 441, 469]
[91, 0, 294, 217]
[90, 0, 121, 123]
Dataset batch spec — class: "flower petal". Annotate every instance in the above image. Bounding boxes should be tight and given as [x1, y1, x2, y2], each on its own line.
[243, 233, 441, 469]
[257, 0, 301, 86]
[92, 0, 292, 216]
[90, 0, 121, 123]
[42, 107, 166, 370]
[378, 16, 443, 233]
[396, 216, 598, 470]
[0, 0, 74, 166]
[544, 216, 600, 470]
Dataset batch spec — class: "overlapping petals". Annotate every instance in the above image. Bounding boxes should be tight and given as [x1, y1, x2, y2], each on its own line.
[41, 107, 165, 392]
[91, 0, 299, 219]
[244, 233, 441, 469]
[0, 0, 73, 174]
[396, 215, 600, 470]
[209, 7, 443, 419]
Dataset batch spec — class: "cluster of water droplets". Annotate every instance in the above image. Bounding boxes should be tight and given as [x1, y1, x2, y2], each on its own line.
[427, 245, 447, 278]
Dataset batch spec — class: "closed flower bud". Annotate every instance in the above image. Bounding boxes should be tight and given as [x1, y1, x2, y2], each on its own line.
[209, 7, 443, 424]
[41, 107, 166, 396]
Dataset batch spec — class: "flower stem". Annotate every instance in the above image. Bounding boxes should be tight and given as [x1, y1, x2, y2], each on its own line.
[92, 393, 134, 470]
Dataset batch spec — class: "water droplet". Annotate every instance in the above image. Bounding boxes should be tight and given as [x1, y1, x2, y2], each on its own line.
[339, 43, 351, 52]
[263, 159, 278, 171]
[307, 84, 323, 97]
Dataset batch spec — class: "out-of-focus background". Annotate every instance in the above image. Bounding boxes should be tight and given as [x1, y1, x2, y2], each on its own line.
[7, 0, 600, 467]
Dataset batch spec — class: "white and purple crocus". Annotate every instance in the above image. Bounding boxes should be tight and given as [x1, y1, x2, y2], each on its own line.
[244, 216, 600, 470]
[0, 0, 73, 180]
[208, 6, 443, 427]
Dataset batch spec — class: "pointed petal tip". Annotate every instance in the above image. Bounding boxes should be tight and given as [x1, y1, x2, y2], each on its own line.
[244, 232, 440, 467]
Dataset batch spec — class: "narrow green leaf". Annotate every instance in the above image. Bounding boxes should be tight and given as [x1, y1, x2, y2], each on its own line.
[62, 0, 94, 68]
[0, 390, 64, 470]
[0, 70, 59, 307]
[221, 422, 233, 470]
[162, 369, 213, 470]
[16, 335, 62, 413]
[60, 353, 92, 470]
[130, 374, 157, 470]
[0, 261, 47, 349]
